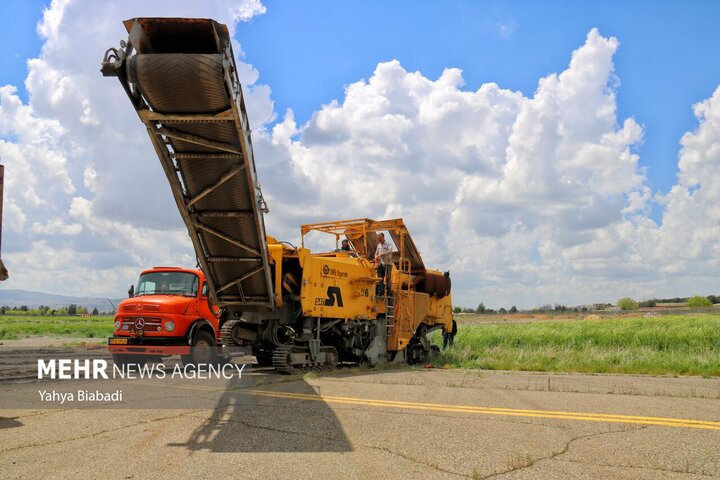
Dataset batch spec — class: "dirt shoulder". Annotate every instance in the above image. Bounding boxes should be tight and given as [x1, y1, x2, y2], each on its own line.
[0, 337, 106, 348]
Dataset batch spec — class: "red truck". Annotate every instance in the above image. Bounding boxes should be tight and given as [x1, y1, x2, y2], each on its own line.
[108, 267, 225, 366]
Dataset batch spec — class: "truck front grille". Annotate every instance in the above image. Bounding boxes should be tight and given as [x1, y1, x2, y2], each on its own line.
[121, 317, 163, 332]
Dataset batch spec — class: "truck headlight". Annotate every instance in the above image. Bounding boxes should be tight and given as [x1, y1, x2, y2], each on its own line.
[164, 321, 175, 332]
[114, 320, 121, 330]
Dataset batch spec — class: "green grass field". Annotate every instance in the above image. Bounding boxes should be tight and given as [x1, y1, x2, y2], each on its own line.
[3, 313, 719, 377]
[431, 314, 720, 377]
[0, 315, 114, 340]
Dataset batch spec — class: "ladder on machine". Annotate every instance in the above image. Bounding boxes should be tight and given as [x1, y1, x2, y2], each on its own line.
[385, 257, 411, 337]
[385, 294, 396, 336]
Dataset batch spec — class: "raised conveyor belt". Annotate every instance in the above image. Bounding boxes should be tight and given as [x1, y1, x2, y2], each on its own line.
[102, 18, 274, 311]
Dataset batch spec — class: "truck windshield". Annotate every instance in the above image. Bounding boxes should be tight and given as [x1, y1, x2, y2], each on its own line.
[136, 271, 198, 297]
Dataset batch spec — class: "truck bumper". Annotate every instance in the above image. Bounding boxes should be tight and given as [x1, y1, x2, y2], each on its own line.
[107, 336, 191, 356]
[107, 337, 251, 358]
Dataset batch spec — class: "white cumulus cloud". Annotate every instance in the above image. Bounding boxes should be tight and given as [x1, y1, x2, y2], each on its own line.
[1, 4, 718, 310]
[251, 28, 720, 308]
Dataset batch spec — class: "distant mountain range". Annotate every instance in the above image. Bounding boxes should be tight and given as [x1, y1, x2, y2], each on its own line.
[0, 289, 123, 312]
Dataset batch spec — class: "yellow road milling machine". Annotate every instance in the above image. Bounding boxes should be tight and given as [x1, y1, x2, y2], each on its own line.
[102, 18, 452, 372]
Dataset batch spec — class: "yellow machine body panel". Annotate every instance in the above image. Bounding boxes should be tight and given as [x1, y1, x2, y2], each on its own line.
[388, 284, 453, 352]
[297, 248, 379, 320]
[266, 241, 285, 307]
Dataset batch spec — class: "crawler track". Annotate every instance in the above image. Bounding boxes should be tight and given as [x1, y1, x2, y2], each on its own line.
[272, 344, 339, 374]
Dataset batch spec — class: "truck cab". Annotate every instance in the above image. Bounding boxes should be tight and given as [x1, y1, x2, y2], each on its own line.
[108, 267, 220, 365]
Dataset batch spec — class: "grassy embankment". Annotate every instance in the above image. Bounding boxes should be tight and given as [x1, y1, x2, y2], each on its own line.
[0, 315, 113, 340]
[431, 314, 720, 377]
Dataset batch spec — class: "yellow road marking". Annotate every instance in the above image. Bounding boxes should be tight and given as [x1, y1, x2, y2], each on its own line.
[248, 389, 720, 431]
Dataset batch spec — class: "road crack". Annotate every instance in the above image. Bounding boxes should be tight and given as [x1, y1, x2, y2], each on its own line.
[1, 412, 197, 453]
[182, 409, 347, 446]
[479, 426, 648, 479]
[363, 444, 471, 478]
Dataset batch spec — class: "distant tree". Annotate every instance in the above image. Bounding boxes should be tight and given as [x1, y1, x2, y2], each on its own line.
[554, 304, 567, 312]
[462, 308, 475, 313]
[499, 307, 507, 314]
[656, 297, 687, 304]
[19, 305, 28, 312]
[706, 295, 718, 305]
[639, 300, 656, 308]
[0, 306, 6, 315]
[475, 303, 486, 314]
[92, 307, 99, 316]
[687, 295, 712, 307]
[617, 297, 639, 311]
[509, 306, 518, 314]
[67, 304, 77, 315]
[77, 306, 87, 315]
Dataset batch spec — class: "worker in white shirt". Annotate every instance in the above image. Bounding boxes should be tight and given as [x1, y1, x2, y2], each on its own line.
[374, 232, 393, 297]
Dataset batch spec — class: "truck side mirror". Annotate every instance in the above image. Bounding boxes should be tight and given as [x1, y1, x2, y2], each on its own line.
[128, 285, 135, 298]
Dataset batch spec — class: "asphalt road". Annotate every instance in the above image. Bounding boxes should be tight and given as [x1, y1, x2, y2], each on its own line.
[1, 367, 719, 479]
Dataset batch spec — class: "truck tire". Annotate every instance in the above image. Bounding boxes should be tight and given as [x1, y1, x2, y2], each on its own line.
[182, 330, 217, 367]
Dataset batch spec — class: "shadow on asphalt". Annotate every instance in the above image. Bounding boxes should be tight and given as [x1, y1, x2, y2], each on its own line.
[169, 372, 353, 453]
[0, 417, 23, 429]
[170, 363, 417, 453]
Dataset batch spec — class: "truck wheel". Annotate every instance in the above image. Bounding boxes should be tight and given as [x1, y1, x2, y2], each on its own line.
[182, 330, 217, 367]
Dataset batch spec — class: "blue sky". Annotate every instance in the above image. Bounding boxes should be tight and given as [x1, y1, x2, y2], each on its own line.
[2, 1, 719, 216]
[234, 0, 720, 212]
[1, 0, 719, 307]
[0, 0, 46, 102]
